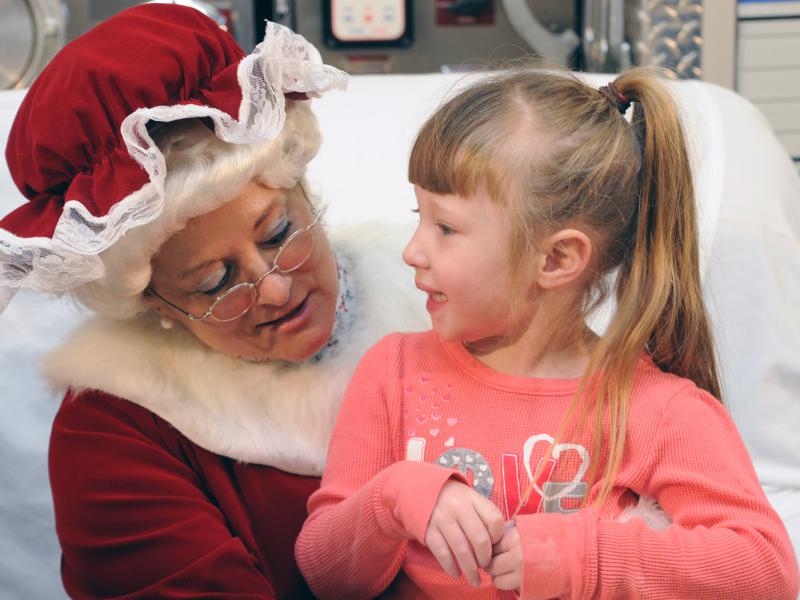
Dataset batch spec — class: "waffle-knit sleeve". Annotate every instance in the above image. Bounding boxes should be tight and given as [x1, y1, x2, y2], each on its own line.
[295, 335, 463, 599]
[513, 387, 799, 599]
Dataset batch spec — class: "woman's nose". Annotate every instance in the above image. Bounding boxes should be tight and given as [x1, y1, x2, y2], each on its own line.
[402, 228, 428, 269]
[255, 270, 292, 307]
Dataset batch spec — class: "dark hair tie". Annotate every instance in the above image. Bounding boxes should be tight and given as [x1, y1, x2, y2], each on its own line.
[598, 82, 631, 115]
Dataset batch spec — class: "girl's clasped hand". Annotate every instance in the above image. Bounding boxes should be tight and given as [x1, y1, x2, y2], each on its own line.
[424, 480, 522, 591]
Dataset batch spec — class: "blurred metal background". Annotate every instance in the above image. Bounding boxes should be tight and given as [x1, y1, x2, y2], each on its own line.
[0, 0, 66, 89]
[0, 2, 731, 103]
[583, 0, 704, 78]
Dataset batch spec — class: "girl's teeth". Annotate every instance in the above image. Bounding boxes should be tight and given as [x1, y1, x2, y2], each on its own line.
[431, 293, 448, 302]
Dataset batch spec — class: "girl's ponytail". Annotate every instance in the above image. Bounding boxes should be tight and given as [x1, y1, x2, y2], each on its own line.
[576, 71, 722, 504]
[611, 70, 721, 399]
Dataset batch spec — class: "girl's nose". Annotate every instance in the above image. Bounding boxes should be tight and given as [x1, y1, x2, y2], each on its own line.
[402, 228, 428, 269]
[255, 270, 292, 307]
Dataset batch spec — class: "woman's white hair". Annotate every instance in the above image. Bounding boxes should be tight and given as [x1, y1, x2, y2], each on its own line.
[71, 100, 321, 319]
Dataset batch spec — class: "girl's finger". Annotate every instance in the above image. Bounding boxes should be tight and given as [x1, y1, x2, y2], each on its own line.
[457, 509, 494, 568]
[472, 496, 506, 545]
[441, 518, 481, 586]
[491, 571, 521, 592]
[425, 527, 459, 580]
[485, 549, 515, 577]
[491, 523, 520, 555]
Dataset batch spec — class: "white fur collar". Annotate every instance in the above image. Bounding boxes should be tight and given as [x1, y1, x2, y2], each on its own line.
[43, 222, 428, 476]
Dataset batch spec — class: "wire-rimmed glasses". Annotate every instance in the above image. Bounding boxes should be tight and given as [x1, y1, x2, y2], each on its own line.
[149, 210, 321, 323]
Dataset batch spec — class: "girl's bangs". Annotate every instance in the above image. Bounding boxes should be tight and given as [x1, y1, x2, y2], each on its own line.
[409, 122, 506, 201]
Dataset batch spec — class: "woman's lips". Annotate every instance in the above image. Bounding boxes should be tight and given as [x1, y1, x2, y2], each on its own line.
[258, 293, 313, 333]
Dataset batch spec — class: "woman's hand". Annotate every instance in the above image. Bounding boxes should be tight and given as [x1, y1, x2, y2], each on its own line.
[486, 521, 523, 591]
[424, 480, 505, 586]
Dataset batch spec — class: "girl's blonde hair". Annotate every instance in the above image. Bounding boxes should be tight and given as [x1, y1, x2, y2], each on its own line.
[409, 66, 722, 505]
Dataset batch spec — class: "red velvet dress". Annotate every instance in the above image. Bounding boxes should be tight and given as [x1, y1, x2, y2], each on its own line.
[49, 390, 320, 599]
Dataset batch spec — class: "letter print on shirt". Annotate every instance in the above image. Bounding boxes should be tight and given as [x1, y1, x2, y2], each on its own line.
[495, 435, 591, 517]
[436, 448, 494, 497]
[402, 376, 589, 514]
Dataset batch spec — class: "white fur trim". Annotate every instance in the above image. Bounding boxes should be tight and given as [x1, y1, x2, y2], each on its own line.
[42, 223, 428, 475]
[619, 495, 672, 530]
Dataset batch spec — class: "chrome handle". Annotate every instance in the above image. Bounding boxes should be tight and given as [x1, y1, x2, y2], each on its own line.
[582, 0, 630, 72]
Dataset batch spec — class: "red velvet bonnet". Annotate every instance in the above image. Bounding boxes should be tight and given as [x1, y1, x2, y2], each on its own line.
[0, 4, 346, 311]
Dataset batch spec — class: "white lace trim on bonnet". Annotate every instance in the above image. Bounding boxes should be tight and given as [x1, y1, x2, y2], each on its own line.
[0, 21, 347, 312]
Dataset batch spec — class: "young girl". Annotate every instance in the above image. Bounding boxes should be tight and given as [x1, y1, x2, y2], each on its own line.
[296, 67, 799, 599]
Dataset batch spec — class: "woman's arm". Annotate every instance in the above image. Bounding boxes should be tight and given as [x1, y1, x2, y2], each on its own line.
[49, 390, 280, 599]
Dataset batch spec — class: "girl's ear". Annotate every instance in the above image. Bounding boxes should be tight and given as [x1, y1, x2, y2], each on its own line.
[536, 229, 593, 290]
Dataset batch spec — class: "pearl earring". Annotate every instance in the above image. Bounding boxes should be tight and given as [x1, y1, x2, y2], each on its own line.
[160, 317, 174, 330]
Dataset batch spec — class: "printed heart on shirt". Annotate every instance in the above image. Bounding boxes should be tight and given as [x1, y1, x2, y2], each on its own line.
[429, 428, 440, 437]
[444, 437, 455, 447]
[446, 418, 458, 427]
[522, 434, 589, 502]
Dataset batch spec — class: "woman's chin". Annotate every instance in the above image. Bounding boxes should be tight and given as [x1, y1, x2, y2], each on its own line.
[295, 322, 337, 360]
[255, 318, 335, 362]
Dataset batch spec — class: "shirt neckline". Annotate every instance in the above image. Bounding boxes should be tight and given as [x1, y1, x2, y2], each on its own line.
[437, 333, 659, 396]
[438, 334, 586, 396]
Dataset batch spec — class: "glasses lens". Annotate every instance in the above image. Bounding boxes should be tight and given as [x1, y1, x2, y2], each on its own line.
[275, 228, 316, 273]
[210, 285, 257, 322]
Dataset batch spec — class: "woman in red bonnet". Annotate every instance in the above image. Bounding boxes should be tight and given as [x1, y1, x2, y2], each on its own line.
[0, 4, 426, 598]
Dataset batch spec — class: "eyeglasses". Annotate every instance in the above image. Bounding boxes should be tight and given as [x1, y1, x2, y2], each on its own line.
[149, 210, 321, 323]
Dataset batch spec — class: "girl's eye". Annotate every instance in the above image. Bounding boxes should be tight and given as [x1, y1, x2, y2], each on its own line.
[260, 218, 291, 247]
[437, 223, 455, 236]
[410, 208, 420, 215]
[198, 266, 231, 295]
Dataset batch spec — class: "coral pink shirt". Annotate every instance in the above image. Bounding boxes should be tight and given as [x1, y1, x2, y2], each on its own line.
[296, 331, 798, 599]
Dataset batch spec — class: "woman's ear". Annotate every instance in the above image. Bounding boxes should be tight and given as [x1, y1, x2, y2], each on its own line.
[536, 229, 593, 290]
[142, 287, 166, 316]
[143, 288, 180, 330]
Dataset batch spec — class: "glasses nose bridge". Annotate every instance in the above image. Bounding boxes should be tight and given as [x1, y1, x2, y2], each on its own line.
[252, 260, 279, 289]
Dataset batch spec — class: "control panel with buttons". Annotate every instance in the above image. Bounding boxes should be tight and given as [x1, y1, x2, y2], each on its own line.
[324, 0, 412, 47]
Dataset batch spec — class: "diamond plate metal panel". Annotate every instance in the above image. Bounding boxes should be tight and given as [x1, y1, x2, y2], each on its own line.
[628, 0, 703, 78]
[582, 0, 704, 79]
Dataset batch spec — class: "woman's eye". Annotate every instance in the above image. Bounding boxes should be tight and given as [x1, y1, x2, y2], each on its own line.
[410, 208, 420, 215]
[198, 266, 231, 295]
[260, 219, 291, 247]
